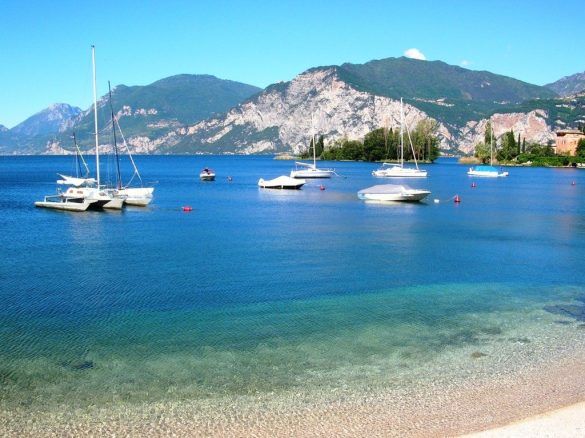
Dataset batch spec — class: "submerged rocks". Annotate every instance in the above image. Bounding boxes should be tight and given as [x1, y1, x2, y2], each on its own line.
[471, 351, 488, 359]
[61, 360, 94, 371]
[544, 303, 585, 321]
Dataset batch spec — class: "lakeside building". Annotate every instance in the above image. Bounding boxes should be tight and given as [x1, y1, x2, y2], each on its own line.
[555, 130, 585, 155]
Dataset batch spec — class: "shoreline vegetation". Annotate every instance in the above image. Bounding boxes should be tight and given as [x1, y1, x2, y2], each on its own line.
[464, 120, 585, 168]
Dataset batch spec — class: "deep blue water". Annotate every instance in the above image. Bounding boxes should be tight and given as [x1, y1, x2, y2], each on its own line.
[1, 155, 584, 407]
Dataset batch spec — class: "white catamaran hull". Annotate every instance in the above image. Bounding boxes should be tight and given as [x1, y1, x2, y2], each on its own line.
[35, 197, 97, 212]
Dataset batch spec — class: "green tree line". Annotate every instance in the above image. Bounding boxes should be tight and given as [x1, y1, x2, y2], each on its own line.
[301, 120, 440, 162]
[474, 121, 585, 166]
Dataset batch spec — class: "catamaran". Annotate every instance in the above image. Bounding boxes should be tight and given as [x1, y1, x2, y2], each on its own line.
[372, 98, 427, 178]
[290, 114, 334, 179]
[468, 121, 509, 178]
[35, 46, 124, 211]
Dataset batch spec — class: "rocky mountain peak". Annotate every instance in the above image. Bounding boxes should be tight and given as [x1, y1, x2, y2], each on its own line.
[545, 71, 585, 97]
[11, 103, 82, 137]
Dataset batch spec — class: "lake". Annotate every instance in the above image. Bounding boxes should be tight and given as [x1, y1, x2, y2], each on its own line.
[1, 155, 584, 433]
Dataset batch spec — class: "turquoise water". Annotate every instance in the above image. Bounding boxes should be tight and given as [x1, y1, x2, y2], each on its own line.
[1, 156, 584, 414]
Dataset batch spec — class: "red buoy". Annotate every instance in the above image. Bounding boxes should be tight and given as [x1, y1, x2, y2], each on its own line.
[182, 206, 193, 212]
[454, 195, 461, 203]
[320, 185, 325, 191]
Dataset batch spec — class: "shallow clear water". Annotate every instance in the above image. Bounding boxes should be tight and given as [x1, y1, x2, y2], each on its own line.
[1, 156, 584, 411]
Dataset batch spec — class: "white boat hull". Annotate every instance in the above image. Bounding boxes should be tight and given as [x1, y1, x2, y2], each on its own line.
[35, 198, 96, 211]
[258, 176, 306, 189]
[200, 174, 216, 181]
[467, 169, 509, 177]
[117, 187, 154, 206]
[372, 167, 428, 178]
[290, 168, 334, 179]
[358, 184, 430, 202]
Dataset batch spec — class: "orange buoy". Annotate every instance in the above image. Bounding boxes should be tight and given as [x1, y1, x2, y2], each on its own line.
[182, 206, 193, 212]
[320, 185, 325, 191]
[454, 195, 461, 203]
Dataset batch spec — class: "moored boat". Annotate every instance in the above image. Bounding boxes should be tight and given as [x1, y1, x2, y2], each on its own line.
[357, 184, 430, 202]
[258, 175, 306, 189]
[200, 168, 216, 181]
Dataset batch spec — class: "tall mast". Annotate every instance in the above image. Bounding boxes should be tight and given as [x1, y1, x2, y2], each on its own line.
[400, 98, 404, 167]
[312, 113, 316, 167]
[91, 45, 100, 186]
[490, 121, 494, 166]
[108, 81, 122, 189]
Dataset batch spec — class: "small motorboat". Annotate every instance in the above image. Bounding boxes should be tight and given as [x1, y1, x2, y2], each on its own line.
[258, 175, 306, 189]
[200, 168, 216, 181]
[357, 184, 430, 202]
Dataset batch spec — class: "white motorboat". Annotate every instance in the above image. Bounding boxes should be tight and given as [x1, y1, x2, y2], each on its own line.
[258, 175, 306, 189]
[372, 98, 428, 178]
[468, 120, 509, 178]
[200, 168, 216, 181]
[357, 184, 431, 202]
[291, 114, 335, 179]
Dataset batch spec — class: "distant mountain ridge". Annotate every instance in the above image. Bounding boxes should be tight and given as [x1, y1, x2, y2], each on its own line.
[56, 74, 262, 153]
[545, 71, 585, 97]
[2, 57, 585, 155]
[1, 74, 261, 154]
[10, 103, 82, 137]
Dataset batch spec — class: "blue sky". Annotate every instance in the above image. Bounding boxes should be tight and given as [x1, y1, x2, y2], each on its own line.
[1, 0, 583, 128]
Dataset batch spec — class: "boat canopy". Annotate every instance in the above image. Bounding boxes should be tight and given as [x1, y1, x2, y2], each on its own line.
[294, 161, 316, 169]
[56, 174, 97, 187]
[358, 184, 411, 195]
[472, 165, 500, 172]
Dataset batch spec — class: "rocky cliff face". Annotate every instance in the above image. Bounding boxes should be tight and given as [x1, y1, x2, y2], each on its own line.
[166, 68, 555, 156]
[456, 110, 554, 154]
[171, 68, 453, 154]
[35, 69, 559, 156]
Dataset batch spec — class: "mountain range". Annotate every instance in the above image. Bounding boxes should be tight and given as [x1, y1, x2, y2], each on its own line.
[1, 57, 584, 155]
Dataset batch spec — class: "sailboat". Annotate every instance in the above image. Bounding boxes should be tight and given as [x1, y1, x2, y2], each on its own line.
[468, 121, 509, 177]
[290, 114, 335, 179]
[106, 81, 155, 206]
[372, 98, 428, 178]
[35, 46, 124, 211]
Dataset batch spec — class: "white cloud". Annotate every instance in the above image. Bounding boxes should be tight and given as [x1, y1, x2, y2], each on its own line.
[404, 48, 426, 60]
[460, 59, 470, 67]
